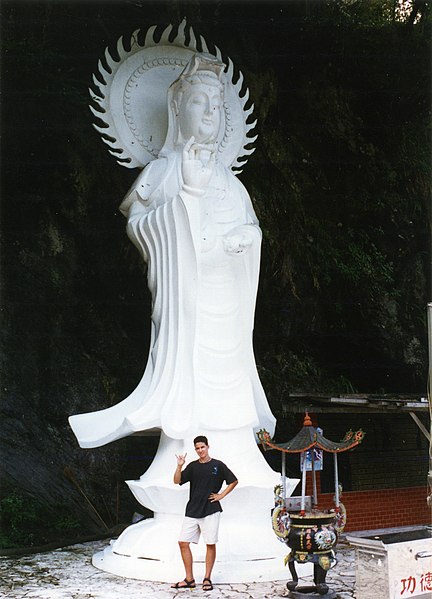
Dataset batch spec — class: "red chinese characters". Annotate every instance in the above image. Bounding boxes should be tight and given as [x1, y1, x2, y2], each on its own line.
[400, 572, 432, 596]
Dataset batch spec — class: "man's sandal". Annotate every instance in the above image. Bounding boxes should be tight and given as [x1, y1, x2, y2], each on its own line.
[202, 578, 213, 591]
[171, 578, 196, 589]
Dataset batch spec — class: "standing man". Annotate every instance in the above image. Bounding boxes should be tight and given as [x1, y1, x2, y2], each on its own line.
[171, 435, 238, 591]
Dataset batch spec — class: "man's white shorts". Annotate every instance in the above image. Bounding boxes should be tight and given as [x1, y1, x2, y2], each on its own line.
[179, 512, 221, 545]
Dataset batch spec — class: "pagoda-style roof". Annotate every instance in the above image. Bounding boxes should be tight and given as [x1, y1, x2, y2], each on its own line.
[257, 412, 365, 454]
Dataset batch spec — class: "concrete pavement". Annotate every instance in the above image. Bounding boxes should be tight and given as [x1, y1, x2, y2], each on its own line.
[0, 538, 356, 598]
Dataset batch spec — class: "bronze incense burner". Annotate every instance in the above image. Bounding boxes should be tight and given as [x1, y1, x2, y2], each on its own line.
[258, 413, 364, 597]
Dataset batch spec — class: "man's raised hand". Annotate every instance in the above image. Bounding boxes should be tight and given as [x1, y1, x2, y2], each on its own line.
[176, 453, 187, 467]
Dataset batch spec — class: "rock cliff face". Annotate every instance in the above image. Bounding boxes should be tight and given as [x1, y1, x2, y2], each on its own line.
[1, 0, 430, 547]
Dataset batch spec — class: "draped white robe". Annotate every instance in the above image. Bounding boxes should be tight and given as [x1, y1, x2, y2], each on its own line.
[69, 151, 275, 446]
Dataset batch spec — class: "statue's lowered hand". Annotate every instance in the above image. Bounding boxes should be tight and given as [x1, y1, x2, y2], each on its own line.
[182, 136, 216, 194]
[223, 225, 256, 255]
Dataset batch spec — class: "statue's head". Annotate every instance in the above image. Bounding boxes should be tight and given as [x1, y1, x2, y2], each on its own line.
[160, 53, 225, 153]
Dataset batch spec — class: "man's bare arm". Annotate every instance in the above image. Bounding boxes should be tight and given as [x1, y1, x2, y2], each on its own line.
[209, 480, 238, 503]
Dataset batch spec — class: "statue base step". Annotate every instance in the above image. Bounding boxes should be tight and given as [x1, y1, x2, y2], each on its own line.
[91, 514, 313, 583]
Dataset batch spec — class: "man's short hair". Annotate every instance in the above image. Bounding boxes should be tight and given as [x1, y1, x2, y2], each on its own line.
[194, 435, 208, 446]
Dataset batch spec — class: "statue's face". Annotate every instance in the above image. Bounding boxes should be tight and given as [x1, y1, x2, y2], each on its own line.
[178, 83, 222, 144]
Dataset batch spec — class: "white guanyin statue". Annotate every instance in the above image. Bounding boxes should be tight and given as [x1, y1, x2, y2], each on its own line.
[69, 22, 297, 582]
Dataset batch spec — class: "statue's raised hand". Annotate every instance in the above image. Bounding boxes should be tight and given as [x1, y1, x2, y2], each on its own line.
[182, 136, 216, 195]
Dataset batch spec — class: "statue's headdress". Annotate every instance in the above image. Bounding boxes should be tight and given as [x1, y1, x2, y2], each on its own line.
[89, 20, 257, 173]
[175, 52, 225, 86]
[160, 53, 225, 155]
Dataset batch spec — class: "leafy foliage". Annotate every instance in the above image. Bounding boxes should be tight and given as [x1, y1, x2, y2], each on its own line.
[248, 0, 430, 394]
[0, 494, 80, 549]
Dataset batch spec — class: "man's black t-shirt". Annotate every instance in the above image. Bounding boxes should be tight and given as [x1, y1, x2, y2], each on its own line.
[180, 459, 237, 519]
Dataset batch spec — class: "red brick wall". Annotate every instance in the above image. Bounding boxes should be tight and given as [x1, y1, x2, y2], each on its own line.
[303, 474, 430, 531]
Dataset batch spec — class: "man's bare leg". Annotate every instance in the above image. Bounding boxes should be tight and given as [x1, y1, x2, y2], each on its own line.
[172, 541, 195, 588]
[203, 544, 216, 589]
